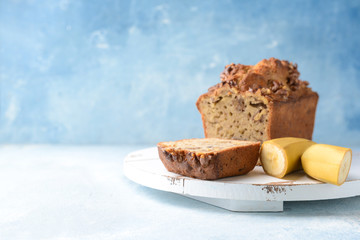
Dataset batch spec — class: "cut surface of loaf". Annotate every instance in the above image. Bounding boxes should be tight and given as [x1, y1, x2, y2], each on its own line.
[157, 138, 260, 180]
[196, 58, 319, 143]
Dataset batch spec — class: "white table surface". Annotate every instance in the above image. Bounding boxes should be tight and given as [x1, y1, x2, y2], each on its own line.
[0, 145, 359, 240]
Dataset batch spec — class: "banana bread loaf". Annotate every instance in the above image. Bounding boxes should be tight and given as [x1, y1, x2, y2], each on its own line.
[196, 58, 319, 142]
[157, 138, 260, 180]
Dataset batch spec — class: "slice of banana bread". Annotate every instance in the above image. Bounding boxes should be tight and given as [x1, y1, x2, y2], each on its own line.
[157, 138, 260, 180]
[196, 58, 318, 142]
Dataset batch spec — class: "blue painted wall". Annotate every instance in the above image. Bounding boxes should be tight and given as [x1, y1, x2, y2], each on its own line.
[0, 0, 359, 145]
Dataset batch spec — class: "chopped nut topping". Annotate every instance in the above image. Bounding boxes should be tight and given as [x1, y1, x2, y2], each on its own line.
[211, 58, 315, 101]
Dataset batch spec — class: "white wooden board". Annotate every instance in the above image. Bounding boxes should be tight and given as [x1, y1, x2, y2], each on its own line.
[123, 147, 360, 212]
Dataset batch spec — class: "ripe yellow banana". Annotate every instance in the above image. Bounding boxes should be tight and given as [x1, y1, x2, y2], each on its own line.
[260, 137, 316, 178]
[301, 144, 352, 186]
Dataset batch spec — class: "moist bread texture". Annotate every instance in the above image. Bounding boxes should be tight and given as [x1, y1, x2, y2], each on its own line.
[196, 58, 319, 142]
[157, 138, 260, 180]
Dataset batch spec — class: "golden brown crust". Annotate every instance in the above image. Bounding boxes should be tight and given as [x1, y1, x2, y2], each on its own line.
[157, 138, 260, 180]
[268, 92, 319, 139]
[209, 57, 314, 102]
